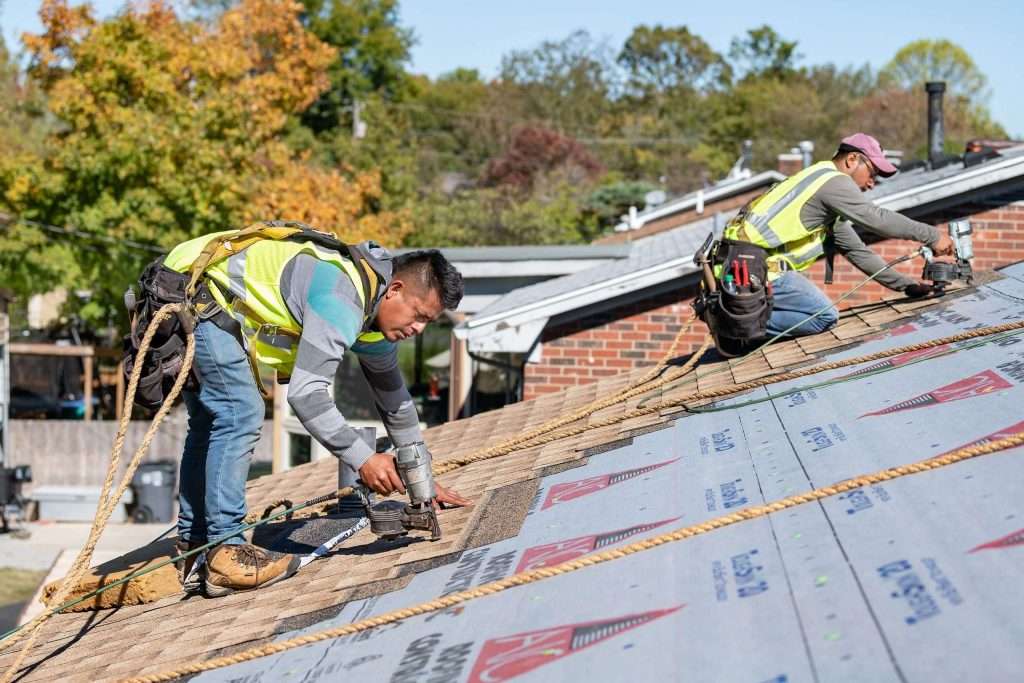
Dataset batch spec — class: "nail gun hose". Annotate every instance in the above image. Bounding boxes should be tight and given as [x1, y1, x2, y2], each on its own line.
[0, 488, 348, 645]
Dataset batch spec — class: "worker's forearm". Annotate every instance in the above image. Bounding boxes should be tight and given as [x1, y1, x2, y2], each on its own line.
[287, 372, 375, 471]
[841, 243, 917, 291]
[833, 220, 917, 291]
[820, 177, 940, 246]
[358, 348, 424, 447]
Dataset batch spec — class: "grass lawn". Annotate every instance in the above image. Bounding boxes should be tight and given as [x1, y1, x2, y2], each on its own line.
[0, 567, 46, 605]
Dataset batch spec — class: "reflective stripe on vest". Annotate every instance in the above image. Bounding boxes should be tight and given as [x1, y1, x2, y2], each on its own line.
[724, 161, 842, 276]
[164, 233, 381, 376]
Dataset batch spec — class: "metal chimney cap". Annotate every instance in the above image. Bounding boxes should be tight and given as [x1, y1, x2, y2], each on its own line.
[925, 81, 947, 94]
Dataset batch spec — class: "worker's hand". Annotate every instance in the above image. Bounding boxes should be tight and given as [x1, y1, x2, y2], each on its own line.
[931, 232, 955, 256]
[358, 453, 406, 496]
[434, 483, 472, 509]
[904, 282, 935, 299]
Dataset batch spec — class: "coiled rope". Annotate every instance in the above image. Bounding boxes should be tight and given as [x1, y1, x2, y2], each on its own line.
[0, 304, 195, 683]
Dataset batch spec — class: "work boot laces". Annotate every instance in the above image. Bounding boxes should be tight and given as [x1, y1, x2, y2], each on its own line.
[230, 544, 271, 570]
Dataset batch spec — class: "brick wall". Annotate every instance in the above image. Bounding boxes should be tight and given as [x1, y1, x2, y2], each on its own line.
[523, 196, 1024, 399]
[525, 290, 708, 399]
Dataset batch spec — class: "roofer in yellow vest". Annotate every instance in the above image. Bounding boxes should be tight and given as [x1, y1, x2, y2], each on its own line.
[724, 133, 954, 337]
[161, 226, 471, 597]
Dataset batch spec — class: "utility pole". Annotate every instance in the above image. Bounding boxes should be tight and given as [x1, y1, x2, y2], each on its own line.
[352, 99, 367, 140]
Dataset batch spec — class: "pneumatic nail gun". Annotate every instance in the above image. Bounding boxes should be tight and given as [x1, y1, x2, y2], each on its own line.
[920, 220, 974, 294]
[355, 442, 442, 542]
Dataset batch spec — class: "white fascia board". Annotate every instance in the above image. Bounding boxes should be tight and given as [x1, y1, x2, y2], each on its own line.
[453, 258, 621, 278]
[453, 294, 501, 315]
[612, 171, 784, 231]
[877, 154, 1024, 212]
[465, 317, 549, 353]
[456, 255, 697, 344]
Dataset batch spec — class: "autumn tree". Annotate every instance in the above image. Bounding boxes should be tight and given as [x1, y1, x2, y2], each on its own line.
[843, 87, 1005, 160]
[482, 126, 603, 192]
[0, 0, 408, 326]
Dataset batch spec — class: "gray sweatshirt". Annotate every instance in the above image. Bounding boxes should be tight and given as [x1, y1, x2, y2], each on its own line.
[800, 173, 941, 291]
[279, 244, 422, 473]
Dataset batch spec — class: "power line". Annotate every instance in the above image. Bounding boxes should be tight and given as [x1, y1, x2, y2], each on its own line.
[0, 213, 165, 254]
[370, 99, 700, 146]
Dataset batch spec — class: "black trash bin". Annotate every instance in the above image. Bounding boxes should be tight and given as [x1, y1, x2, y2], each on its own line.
[131, 461, 177, 523]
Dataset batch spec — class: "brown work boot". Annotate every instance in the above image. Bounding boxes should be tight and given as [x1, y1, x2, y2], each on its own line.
[174, 538, 205, 594]
[203, 543, 300, 597]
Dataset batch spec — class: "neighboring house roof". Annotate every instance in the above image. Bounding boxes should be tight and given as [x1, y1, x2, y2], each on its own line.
[868, 143, 1024, 214]
[456, 145, 1024, 352]
[455, 212, 729, 352]
[12, 268, 1024, 681]
[600, 170, 784, 240]
[396, 244, 631, 314]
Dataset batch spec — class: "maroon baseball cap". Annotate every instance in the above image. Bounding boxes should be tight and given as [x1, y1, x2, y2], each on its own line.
[839, 133, 898, 177]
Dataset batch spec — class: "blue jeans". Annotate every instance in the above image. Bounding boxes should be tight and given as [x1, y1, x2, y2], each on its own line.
[177, 320, 264, 545]
[766, 272, 839, 337]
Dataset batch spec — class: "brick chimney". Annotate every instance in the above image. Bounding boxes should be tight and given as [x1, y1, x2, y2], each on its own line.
[777, 152, 803, 176]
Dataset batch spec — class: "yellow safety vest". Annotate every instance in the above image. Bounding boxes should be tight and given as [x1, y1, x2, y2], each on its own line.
[723, 160, 844, 280]
[163, 228, 385, 385]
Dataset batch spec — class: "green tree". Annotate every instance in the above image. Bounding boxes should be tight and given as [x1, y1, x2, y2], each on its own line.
[728, 25, 800, 81]
[880, 39, 988, 100]
[695, 75, 833, 176]
[298, 0, 414, 134]
[406, 184, 597, 247]
[497, 30, 616, 137]
[618, 24, 731, 99]
[583, 179, 661, 232]
[403, 68, 500, 183]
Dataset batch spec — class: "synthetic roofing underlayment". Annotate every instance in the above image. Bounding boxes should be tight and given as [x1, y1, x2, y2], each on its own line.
[4, 265, 1024, 681]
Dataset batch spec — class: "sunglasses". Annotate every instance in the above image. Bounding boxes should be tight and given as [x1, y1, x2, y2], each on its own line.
[856, 153, 879, 179]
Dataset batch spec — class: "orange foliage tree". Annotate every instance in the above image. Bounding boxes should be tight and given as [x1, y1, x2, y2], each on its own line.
[1, 0, 408, 325]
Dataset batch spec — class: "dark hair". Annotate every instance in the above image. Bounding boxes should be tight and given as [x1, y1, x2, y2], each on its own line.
[832, 143, 863, 160]
[393, 249, 464, 310]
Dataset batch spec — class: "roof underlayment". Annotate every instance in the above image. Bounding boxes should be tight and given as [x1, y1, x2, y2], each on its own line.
[4, 266, 1024, 681]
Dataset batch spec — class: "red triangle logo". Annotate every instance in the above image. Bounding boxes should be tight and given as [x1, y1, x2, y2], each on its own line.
[541, 459, 679, 510]
[970, 528, 1024, 553]
[860, 369, 1012, 417]
[939, 419, 1024, 457]
[839, 345, 949, 379]
[515, 518, 679, 573]
[887, 323, 918, 337]
[866, 322, 917, 342]
[467, 607, 682, 682]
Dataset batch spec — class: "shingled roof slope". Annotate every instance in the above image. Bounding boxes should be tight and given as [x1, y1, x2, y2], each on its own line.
[3, 267, 1024, 681]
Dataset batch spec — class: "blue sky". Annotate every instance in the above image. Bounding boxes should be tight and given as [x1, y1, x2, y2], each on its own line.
[4, 0, 1022, 136]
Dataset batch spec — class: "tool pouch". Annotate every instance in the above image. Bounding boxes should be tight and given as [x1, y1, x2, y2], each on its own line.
[122, 258, 201, 411]
[697, 239, 774, 358]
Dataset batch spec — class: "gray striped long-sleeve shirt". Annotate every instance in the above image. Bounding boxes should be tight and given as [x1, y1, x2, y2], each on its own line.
[802, 174, 941, 291]
[280, 244, 422, 473]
